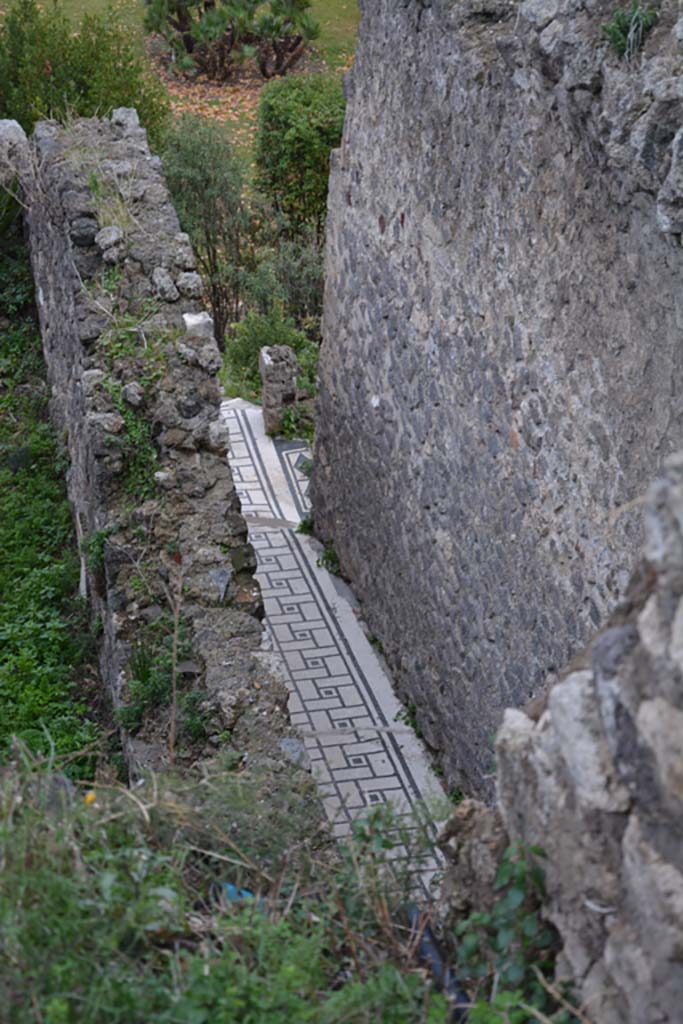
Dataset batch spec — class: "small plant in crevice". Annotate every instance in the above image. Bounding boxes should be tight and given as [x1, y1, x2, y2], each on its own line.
[97, 302, 163, 369]
[603, 1, 657, 58]
[81, 527, 112, 575]
[395, 701, 423, 740]
[299, 455, 314, 478]
[296, 513, 314, 535]
[317, 540, 341, 576]
[455, 844, 579, 1023]
[369, 633, 385, 657]
[102, 379, 159, 501]
[279, 403, 315, 443]
[179, 689, 210, 745]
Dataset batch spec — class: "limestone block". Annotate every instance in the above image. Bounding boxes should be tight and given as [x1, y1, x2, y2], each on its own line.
[637, 698, 683, 800]
[172, 232, 197, 271]
[183, 311, 214, 340]
[95, 225, 124, 263]
[549, 671, 630, 812]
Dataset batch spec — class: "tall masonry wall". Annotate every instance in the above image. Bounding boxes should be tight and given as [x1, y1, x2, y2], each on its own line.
[312, 0, 683, 794]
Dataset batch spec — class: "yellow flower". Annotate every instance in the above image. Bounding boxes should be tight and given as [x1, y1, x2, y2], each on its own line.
[84, 790, 97, 806]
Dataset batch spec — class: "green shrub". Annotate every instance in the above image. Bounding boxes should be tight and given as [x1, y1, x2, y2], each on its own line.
[250, 227, 324, 336]
[256, 73, 345, 237]
[224, 308, 312, 396]
[603, 2, 657, 58]
[0, 0, 169, 147]
[162, 116, 259, 346]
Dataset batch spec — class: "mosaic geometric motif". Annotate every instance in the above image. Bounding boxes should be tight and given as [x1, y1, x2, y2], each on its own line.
[222, 400, 442, 887]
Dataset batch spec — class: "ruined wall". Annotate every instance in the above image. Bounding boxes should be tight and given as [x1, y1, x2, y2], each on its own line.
[1, 112, 303, 776]
[312, 0, 683, 794]
[478, 454, 683, 1022]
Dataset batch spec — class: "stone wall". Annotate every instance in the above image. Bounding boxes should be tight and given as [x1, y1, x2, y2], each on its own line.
[1, 112, 303, 776]
[312, 0, 683, 794]
[453, 455, 683, 1022]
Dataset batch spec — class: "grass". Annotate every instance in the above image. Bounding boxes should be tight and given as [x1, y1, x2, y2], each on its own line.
[0, 217, 99, 763]
[310, 0, 360, 69]
[41, 0, 144, 27]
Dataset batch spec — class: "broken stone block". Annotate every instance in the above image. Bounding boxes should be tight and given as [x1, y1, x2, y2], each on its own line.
[152, 266, 179, 302]
[121, 382, 144, 408]
[177, 271, 203, 298]
[70, 216, 99, 247]
[110, 107, 141, 136]
[259, 344, 299, 435]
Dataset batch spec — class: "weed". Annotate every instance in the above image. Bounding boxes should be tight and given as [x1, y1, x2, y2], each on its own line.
[0, 756, 449, 1022]
[603, 1, 657, 58]
[299, 455, 314, 478]
[279, 403, 315, 442]
[455, 843, 577, 1021]
[180, 689, 210, 744]
[98, 301, 161, 367]
[0, 242, 33, 313]
[317, 539, 341, 575]
[116, 615, 192, 734]
[102, 378, 158, 500]
[128, 572, 145, 595]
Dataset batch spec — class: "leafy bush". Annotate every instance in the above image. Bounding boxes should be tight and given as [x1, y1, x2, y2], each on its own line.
[0, 234, 97, 762]
[162, 116, 260, 346]
[145, 0, 320, 82]
[224, 307, 316, 398]
[0, 0, 170, 147]
[252, 228, 324, 335]
[256, 73, 345, 237]
[455, 844, 578, 1022]
[603, 2, 657, 58]
[0, 757, 450, 1023]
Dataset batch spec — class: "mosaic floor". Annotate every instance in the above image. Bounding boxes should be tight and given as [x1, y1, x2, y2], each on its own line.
[221, 399, 443, 885]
